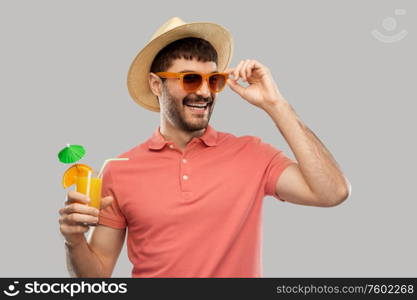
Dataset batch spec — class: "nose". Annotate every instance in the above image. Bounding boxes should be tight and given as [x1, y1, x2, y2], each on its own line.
[195, 78, 211, 98]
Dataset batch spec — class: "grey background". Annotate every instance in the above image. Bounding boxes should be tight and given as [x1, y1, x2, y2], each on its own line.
[0, 0, 415, 277]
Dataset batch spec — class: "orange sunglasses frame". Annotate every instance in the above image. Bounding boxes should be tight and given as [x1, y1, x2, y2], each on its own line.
[155, 72, 229, 93]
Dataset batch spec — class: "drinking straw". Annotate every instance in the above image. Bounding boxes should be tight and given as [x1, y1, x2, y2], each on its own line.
[86, 170, 92, 199]
[97, 158, 129, 178]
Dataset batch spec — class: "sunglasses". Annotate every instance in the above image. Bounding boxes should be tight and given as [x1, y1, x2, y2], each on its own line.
[155, 72, 229, 93]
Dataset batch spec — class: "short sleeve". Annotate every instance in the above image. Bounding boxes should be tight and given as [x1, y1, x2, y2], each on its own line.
[98, 166, 127, 229]
[261, 141, 297, 201]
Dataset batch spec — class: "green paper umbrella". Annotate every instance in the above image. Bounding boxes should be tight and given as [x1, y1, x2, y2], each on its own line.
[58, 144, 86, 164]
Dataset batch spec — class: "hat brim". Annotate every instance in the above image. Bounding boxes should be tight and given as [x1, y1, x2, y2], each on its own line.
[127, 22, 234, 112]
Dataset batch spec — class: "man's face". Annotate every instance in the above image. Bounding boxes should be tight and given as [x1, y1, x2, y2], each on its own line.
[159, 58, 218, 132]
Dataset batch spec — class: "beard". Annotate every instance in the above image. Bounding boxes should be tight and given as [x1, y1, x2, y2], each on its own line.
[161, 85, 215, 132]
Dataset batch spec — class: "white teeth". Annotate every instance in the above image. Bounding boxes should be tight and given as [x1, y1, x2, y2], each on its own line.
[185, 104, 208, 109]
[188, 106, 205, 110]
[185, 103, 209, 107]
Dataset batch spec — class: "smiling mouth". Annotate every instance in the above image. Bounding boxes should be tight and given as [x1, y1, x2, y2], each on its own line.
[184, 102, 211, 113]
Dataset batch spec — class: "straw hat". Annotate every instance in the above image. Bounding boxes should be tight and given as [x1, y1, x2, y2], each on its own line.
[127, 17, 234, 112]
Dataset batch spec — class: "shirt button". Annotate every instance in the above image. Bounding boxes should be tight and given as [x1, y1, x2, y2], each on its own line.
[182, 158, 187, 163]
[169, 144, 174, 149]
[182, 175, 189, 180]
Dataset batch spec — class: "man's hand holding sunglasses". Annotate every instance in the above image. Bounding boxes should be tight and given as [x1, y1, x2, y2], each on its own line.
[226, 59, 287, 112]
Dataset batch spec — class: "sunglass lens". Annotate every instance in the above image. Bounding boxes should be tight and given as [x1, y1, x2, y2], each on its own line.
[209, 74, 226, 92]
[183, 73, 203, 92]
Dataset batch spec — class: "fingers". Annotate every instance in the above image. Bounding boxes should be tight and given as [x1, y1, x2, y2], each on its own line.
[100, 196, 114, 210]
[59, 192, 109, 241]
[227, 77, 246, 95]
[59, 213, 99, 226]
[59, 204, 99, 227]
[240, 60, 251, 82]
[245, 60, 257, 81]
[225, 61, 243, 82]
[59, 192, 114, 234]
[226, 60, 250, 95]
[60, 192, 100, 227]
[233, 60, 245, 81]
[66, 190, 89, 205]
[227, 59, 263, 83]
[60, 202, 99, 217]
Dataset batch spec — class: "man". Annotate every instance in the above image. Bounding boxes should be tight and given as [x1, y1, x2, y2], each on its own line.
[59, 17, 351, 278]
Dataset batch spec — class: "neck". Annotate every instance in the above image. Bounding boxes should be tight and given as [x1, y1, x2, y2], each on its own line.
[160, 119, 206, 150]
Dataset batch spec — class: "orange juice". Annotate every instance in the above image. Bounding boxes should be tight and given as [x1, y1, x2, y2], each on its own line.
[76, 175, 102, 209]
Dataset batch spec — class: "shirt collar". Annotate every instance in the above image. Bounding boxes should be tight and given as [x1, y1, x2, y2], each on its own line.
[148, 124, 218, 150]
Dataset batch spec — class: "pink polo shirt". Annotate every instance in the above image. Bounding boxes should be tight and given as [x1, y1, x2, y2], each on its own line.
[98, 124, 297, 277]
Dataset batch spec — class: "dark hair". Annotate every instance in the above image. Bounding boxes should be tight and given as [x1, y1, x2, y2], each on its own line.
[150, 37, 218, 73]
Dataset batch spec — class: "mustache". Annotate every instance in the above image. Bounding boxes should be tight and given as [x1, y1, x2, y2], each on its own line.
[183, 95, 213, 105]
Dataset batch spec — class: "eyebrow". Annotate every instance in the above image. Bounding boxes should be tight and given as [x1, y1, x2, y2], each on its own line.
[178, 70, 219, 73]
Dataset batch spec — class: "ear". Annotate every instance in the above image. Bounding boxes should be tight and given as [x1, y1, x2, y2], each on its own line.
[148, 72, 163, 97]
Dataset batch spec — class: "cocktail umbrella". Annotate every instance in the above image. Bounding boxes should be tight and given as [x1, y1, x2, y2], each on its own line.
[58, 144, 86, 164]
